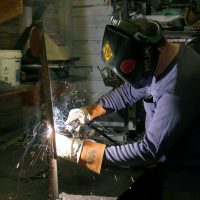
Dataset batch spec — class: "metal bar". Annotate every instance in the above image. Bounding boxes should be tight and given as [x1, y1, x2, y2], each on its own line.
[34, 22, 59, 200]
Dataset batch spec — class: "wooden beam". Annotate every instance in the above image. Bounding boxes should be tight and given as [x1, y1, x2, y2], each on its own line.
[0, 0, 23, 24]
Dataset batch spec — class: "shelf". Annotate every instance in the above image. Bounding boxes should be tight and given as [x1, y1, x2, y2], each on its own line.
[0, 0, 23, 24]
[0, 84, 38, 98]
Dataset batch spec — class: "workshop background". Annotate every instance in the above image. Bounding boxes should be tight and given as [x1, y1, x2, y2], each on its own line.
[0, 0, 200, 200]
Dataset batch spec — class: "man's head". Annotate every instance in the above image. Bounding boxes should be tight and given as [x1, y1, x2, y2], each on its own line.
[101, 18, 166, 88]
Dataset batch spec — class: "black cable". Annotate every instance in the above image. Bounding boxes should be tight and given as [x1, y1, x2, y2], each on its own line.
[87, 120, 121, 145]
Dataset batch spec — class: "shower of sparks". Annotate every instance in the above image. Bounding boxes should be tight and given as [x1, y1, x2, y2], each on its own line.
[14, 79, 88, 186]
[12, 74, 129, 198]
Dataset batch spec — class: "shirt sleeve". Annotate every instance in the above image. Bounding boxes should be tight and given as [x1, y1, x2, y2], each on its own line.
[97, 82, 146, 113]
[104, 93, 182, 167]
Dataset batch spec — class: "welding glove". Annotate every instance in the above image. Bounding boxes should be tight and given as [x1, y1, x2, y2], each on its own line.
[65, 103, 106, 129]
[56, 133, 83, 163]
[65, 108, 91, 127]
[56, 133, 106, 174]
[65, 108, 91, 137]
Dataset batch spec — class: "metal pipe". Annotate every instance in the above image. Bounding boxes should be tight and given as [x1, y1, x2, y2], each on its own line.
[40, 23, 59, 200]
[30, 21, 59, 200]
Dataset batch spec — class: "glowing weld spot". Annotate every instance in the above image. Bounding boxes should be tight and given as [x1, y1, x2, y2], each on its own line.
[16, 162, 20, 169]
[130, 176, 135, 183]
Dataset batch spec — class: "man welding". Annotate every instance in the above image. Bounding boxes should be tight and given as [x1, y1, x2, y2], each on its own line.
[56, 18, 200, 200]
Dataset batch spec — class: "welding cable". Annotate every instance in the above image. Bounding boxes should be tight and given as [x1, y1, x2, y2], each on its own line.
[87, 120, 122, 145]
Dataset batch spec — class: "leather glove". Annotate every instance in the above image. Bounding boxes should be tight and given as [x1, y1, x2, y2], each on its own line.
[79, 139, 106, 174]
[65, 108, 91, 137]
[65, 108, 91, 126]
[65, 103, 106, 137]
[65, 103, 106, 126]
[56, 133, 106, 174]
[56, 133, 83, 163]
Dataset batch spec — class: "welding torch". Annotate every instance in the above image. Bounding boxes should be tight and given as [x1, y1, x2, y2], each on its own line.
[62, 119, 121, 145]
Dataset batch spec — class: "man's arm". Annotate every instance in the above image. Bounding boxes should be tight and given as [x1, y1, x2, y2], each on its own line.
[104, 93, 182, 167]
[97, 82, 146, 113]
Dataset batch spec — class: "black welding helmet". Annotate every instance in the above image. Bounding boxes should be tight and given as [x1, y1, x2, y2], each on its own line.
[101, 19, 162, 88]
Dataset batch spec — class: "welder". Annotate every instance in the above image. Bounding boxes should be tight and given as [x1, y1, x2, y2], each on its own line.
[56, 18, 200, 200]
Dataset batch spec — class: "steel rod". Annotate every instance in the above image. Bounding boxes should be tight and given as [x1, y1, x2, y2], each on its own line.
[33, 22, 59, 200]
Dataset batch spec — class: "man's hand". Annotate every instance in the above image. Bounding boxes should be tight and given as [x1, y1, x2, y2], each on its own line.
[65, 104, 106, 130]
[66, 108, 91, 126]
[55, 133, 83, 163]
[65, 108, 91, 137]
[56, 133, 106, 174]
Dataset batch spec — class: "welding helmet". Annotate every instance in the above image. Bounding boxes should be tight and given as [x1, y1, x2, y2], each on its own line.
[101, 18, 162, 88]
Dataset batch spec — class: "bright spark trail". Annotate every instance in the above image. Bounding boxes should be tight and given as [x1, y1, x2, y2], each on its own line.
[9, 79, 88, 199]
[10, 77, 130, 199]
[19, 80, 87, 170]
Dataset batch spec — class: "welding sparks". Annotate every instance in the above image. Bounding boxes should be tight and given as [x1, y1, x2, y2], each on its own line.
[47, 124, 53, 138]
[130, 176, 135, 183]
[16, 162, 20, 169]
[5, 71, 92, 199]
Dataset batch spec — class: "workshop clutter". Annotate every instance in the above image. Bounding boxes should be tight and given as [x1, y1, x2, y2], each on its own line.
[0, 50, 22, 86]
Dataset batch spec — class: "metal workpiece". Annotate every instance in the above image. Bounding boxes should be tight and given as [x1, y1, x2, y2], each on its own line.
[30, 21, 59, 200]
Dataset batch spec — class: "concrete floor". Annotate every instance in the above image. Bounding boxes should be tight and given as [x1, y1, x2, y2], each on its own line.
[0, 134, 142, 200]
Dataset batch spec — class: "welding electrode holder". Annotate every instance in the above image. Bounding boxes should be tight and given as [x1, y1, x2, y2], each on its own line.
[63, 118, 122, 145]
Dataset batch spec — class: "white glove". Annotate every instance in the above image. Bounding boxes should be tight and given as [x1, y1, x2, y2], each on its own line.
[55, 133, 83, 163]
[66, 108, 91, 125]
